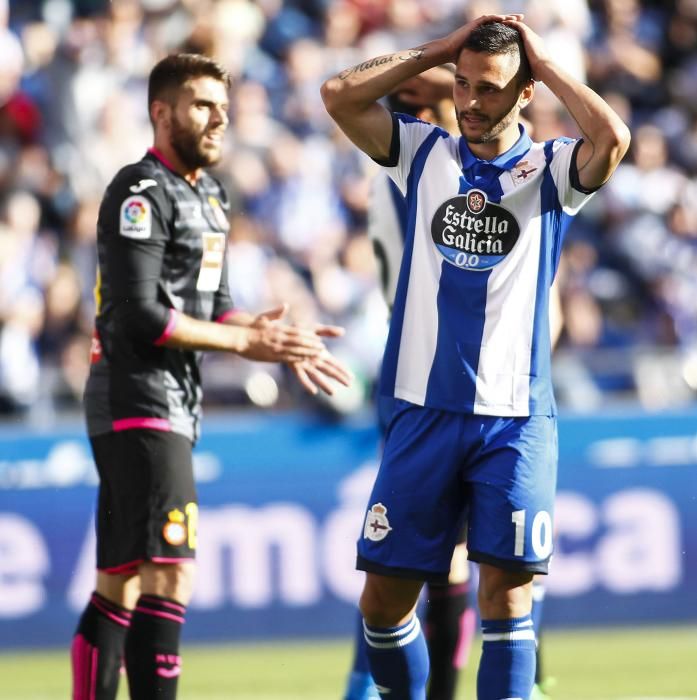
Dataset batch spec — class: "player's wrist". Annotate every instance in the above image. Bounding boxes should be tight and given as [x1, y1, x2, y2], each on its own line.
[529, 57, 556, 83]
[226, 325, 251, 355]
[430, 36, 459, 65]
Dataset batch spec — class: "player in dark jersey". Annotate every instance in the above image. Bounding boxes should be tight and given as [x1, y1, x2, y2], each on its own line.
[71, 53, 351, 700]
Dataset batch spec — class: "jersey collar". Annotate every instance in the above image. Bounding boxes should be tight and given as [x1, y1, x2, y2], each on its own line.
[147, 147, 178, 172]
[458, 123, 532, 173]
[147, 147, 203, 186]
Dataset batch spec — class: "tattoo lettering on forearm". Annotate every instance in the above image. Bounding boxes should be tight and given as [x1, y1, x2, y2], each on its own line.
[399, 48, 426, 61]
[338, 48, 426, 80]
[339, 55, 395, 80]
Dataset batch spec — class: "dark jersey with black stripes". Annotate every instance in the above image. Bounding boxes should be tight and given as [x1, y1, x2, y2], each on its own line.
[84, 149, 235, 442]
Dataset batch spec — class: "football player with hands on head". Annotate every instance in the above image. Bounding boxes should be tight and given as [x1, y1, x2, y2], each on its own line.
[344, 64, 476, 700]
[322, 12, 629, 700]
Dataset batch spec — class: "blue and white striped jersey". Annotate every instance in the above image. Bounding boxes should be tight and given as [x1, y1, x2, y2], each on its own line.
[377, 114, 595, 417]
[368, 171, 408, 309]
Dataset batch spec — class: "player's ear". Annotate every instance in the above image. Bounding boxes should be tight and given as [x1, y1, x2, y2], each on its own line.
[150, 99, 171, 128]
[518, 80, 534, 110]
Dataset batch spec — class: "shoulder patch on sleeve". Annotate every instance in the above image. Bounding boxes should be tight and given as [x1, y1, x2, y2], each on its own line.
[119, 195, 152, 239]
[129, 178, 158, 194]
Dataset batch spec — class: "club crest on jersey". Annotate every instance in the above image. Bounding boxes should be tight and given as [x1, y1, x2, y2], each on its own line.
[120, 195, 152, 239]
[431, 191, 520, 271]
[364, 503, 392, 542]
[511, 160, 538, 185]
[208, 196, 229, 231]
[162, 509, 187, 546]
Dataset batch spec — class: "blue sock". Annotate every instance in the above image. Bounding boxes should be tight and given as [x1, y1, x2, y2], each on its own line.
[364, 615, 430, 700]
[531, 581, 545, 633]
[531, 581, 546, 685]
[345, 611, 379, 700]
[477, 615, 536, 700]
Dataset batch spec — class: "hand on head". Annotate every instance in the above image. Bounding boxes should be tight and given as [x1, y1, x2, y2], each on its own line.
[444, 13, 525, 63]
[389, 65, 456, 111]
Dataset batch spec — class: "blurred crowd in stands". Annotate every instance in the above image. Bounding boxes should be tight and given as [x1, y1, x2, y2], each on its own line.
[1, 0, 697, 420]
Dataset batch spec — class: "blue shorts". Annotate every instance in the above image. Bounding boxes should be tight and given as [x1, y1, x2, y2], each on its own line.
[357, 400, 558, 583]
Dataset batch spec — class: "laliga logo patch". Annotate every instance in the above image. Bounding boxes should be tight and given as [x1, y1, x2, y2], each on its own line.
[120, 195, 152, 239]
[431, 189, 520, 271]
[162, 508, 187, 546]
[364, 503, 392, 542]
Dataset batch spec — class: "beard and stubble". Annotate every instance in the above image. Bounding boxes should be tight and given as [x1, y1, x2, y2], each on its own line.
[456, 95, 520, 144]
[169, 112, 224, 171]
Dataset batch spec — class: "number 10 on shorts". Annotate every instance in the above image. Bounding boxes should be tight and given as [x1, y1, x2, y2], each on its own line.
[511, 509, 553, 558]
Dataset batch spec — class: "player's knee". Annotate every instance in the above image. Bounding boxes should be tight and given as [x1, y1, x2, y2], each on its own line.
[447, 543, 469, 584]
[477, 563, 533, 619]
[140, 560, 196, 605]
[359, 588, 401, 627]
[96, 571, 140, 609]
[359, 574, 421, 627]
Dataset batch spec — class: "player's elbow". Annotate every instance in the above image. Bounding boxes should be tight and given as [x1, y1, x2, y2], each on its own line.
[321, 76, 366, 119]
[603, 121, 632, 167]
[320, 77, 345, 117]
[113, 300, 172, 345]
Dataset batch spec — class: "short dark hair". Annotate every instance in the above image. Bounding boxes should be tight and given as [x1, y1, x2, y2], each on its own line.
[458, 22, 532, 85]
[148, 53, 231, 110]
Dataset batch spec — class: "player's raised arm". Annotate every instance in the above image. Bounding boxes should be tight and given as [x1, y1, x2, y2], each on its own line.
[320, 13, 524, 161]
[504, 18, 631, 190]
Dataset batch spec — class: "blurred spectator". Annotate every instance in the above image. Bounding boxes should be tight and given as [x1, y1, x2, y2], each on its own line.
[2, 0, 697, 419]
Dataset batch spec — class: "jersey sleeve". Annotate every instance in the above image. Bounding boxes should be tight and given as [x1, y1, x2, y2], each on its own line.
[100, 167, 174, 344]
[376, 113, 443, 196]
[548, 138, 599, 215]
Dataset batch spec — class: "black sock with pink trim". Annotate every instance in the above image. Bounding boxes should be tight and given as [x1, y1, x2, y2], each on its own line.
[425, 581, 474, 700]
[71, 591, 132, 700]
[125, 594, 186, 700]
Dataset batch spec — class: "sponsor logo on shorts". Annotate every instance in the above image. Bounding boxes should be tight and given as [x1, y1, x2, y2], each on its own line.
[162, 508, 187, 546]
[364, 503, 392, 542]
[430, 189, 520, 271]
[120, 195, 151, 239]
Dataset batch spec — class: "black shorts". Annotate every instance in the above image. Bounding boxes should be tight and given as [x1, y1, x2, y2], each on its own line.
[90, 429, 197, 574]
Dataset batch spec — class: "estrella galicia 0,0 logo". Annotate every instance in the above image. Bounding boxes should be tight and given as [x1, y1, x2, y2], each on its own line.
[431, 189, 520, 270]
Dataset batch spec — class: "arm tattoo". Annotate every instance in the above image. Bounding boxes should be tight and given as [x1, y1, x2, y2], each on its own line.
[400, 48, 426, 61]
[338, 48, 426, 80]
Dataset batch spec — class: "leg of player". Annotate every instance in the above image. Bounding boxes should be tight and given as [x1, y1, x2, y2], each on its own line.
[476, 564, 536, 700]
[359, 573, 429, 699]
[425, 543, 476, 700]
[531, 577, 552, 699]
[344, 609, 381, 700]
[71, 572, 140, 700]
[124, 561, 195, 700]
